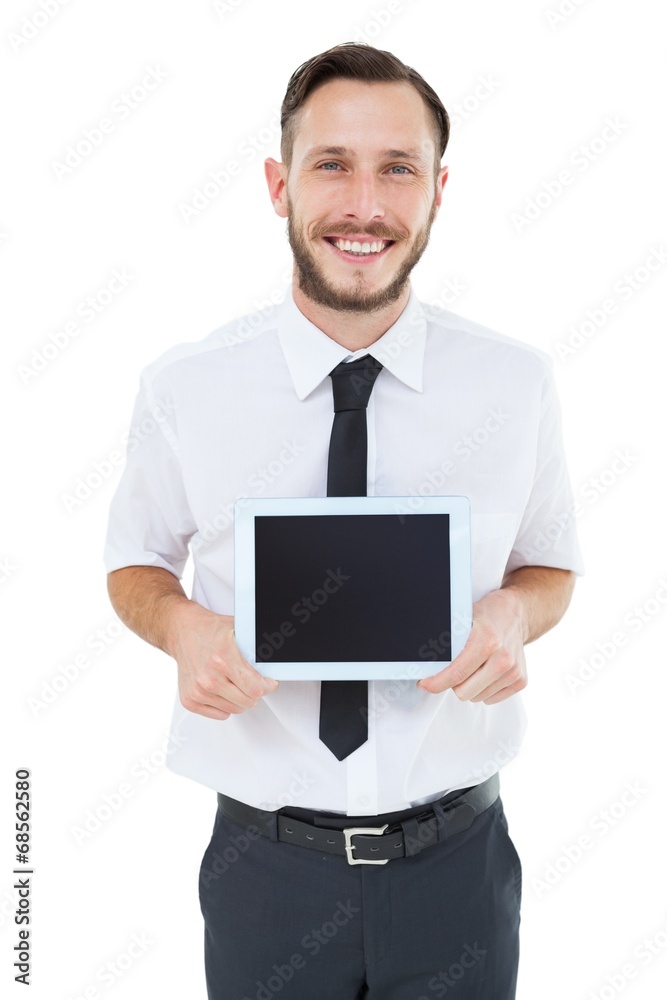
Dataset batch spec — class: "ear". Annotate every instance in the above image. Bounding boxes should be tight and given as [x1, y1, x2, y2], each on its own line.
[264, 158, 289, 218]
[432, 165, 449, 218]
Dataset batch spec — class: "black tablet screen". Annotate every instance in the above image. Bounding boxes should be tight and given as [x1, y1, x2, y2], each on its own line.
[254, 513, 451, 663]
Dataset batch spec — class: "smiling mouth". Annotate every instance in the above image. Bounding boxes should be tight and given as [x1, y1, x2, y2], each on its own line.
[324, 237, 395, 256]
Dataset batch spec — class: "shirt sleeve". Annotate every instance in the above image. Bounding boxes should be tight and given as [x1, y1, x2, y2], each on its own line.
[505, 357, 585, 576]
[103, 369, 196, 580]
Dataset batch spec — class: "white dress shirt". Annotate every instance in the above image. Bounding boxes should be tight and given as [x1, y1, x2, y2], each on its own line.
[104, 286, 584, 814]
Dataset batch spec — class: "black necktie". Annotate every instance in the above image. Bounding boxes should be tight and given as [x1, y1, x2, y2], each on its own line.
[319, 353, 384, 760]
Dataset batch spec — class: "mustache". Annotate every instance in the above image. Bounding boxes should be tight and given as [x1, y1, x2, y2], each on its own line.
[311, 222, 406, 242]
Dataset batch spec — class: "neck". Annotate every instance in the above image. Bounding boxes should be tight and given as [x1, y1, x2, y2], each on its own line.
[291, 277, 410, 352]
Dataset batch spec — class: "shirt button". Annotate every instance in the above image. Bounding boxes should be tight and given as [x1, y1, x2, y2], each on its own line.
[357, 795, 370, 808]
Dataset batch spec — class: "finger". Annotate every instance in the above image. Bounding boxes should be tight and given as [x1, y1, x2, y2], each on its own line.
[194, 674, 265, 713]
[188, 702, 232, 721]
[179, 680, 233, 719]
[417, 656, 473, 694]
[468, 665, 519, 702]
[218, 633, 280, 700]
[418, 629, 494, 693]
[182, 682, 259, 718]
[226, 659, 279, 701]
[481, 677, 527, 705]
[200, 648, 277, 706]
[451, 649, 514, 701]
[467, 658, 526, 703]
[181, 669, 269, 719]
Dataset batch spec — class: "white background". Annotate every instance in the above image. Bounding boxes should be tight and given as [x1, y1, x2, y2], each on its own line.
[2, 0, 666, 997]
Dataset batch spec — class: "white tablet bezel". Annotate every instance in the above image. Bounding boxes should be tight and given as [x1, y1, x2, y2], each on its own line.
[233, 495, 471, 680]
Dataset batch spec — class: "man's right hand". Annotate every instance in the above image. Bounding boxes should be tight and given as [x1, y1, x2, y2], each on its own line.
[106, 566, 278, 721]
[171, 602, 279, 720]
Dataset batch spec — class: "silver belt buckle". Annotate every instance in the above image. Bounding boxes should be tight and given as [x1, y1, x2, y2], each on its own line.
[343, 824, 389, 865]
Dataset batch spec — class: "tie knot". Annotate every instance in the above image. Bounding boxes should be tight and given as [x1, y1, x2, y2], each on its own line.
[329, 354, 384, 412]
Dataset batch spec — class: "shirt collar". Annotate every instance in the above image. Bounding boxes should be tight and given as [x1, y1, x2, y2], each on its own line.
[276, 285, 427, 400]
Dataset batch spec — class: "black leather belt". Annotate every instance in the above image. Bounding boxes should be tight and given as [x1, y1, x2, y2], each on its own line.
[217, 772, 499, 866]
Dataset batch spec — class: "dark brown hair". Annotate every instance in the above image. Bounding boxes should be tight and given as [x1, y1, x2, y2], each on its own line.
[280, 42, 450, 169]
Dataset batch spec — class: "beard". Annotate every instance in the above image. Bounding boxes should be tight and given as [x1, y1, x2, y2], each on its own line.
[286, 195, 437, 314]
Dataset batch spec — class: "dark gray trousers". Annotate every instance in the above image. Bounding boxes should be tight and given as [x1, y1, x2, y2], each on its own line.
[199, 794, 521, 999]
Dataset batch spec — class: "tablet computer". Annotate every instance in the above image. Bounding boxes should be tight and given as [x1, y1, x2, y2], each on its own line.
[233, 495, 471, 680]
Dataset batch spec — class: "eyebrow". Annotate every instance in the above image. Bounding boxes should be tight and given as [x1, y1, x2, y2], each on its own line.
[304, 146, 349, 160]
[303, 145, 431, 168]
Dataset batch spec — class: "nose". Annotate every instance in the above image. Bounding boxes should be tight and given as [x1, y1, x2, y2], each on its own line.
[341, 168, 385, 226]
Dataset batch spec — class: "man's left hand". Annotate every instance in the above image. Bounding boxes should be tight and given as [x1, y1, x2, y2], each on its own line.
[417, 587, 527, 705]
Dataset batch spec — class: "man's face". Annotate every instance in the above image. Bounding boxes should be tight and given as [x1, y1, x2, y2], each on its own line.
[266, 79, 448, 314]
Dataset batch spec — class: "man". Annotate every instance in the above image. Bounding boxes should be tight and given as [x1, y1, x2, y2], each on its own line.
[105, 43, 583, 998]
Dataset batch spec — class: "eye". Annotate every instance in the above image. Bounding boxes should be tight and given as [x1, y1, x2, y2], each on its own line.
[388, 164, 411, 175]
[319, 161, 342, 171]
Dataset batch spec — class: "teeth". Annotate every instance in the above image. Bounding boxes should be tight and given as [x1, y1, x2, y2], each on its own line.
[332, 238, 388, 255]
